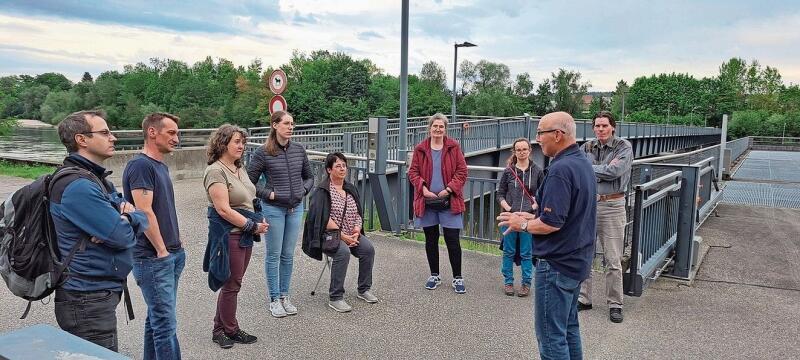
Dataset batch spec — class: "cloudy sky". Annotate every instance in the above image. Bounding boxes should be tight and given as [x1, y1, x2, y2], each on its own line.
[1, 0, 799, 90]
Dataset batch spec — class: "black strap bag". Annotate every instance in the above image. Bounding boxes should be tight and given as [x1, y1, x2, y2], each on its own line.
[424, 195, 451, 211]
[322, 196, 348, 253]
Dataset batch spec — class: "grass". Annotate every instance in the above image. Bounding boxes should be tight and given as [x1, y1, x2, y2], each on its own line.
[0, 160, 55, 179]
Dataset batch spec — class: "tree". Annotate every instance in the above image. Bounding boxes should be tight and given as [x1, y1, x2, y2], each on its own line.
[34, 72, 72, 92]
[550, 69, 589, 116]
[419, 61, 447, 89]
[18, 85, 50, 119]
[531, 81, 553, 116]
[611, 80, 629, 120]
[513, 72, 534, 98]
[81, 72, 93, 83]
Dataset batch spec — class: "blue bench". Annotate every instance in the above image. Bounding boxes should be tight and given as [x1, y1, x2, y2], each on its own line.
[0, 324, 129, 360]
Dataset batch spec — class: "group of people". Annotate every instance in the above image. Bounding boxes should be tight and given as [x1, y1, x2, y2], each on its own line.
[45, 106, 632, 359]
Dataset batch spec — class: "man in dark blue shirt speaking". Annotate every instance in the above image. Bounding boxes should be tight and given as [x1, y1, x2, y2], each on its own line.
[498, 111, 596, 360]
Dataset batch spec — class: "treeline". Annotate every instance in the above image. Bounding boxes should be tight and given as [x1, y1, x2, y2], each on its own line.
[1, 52, 798, 138]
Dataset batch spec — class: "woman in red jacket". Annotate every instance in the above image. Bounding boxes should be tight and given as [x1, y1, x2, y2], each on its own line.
[408, 113, 468, 294]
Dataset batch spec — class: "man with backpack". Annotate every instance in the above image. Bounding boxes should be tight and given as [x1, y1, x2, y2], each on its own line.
[49, 110, 148, 351]
[123, 112, 184, 360]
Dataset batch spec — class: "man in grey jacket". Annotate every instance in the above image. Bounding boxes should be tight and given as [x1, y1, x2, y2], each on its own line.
[578, 110, 633, 323]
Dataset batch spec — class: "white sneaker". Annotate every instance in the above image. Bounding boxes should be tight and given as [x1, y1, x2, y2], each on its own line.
[328, 299, 352, 313]
[269, 299, 287, 318]
[281, 297, 298, 315]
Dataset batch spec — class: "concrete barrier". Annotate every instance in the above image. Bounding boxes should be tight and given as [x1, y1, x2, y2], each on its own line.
[104, 146, 209, 181]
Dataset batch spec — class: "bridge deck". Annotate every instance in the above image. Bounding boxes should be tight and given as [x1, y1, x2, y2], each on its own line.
[1, 175, 798, 358]
[723, 150, 800, 209]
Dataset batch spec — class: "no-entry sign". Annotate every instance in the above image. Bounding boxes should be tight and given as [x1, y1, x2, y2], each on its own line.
[269, 95, 287, 115]
[269, 69, 287, 95]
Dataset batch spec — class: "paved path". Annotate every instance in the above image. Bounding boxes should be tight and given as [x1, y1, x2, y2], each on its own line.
[0, 177, 798, 359]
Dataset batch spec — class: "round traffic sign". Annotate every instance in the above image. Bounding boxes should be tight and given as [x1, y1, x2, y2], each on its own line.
[269, 69, 288, 95]
[269, 95, 287, 115]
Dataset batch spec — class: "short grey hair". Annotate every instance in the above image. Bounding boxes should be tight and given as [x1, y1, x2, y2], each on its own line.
[427, 113, 449, 129]
[553, 115, 576, 139]
[58, 110, 107, 153]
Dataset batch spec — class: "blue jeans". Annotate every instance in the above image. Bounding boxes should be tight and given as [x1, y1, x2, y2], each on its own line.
[534, 259, 583, 360]
[499, 226, 533, 286]
[132, 249, 186, 360]
[262, 202, 304, 301]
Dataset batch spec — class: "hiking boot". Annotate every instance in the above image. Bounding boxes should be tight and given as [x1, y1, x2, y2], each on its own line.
[452, 278, 466, 294]
[504, 284, 515, 296]
[517, 285, 530, 297]
[212, 333, 235, 349]
[577, 302, 593, 311]
[425, 275, 442, 290]
[269, 299, 287, 318]
[357, 291, 379, 303]
[281, 297, 298, 315]
[610, 308, 623, 323]
[229, 329, 257, 344]
[328, 299, 352, 313]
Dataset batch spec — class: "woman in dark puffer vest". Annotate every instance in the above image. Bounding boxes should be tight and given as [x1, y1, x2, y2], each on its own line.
[246, 111, 314, 318]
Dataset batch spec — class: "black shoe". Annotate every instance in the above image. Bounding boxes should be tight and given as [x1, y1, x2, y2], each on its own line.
[212, 333, 235, 349]
[610, 308, 623, 323]
[577, 302, 593, 311]
[229, 329, 258, 344]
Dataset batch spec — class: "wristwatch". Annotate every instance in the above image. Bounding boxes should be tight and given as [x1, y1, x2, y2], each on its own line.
[520, 219, 529, 233]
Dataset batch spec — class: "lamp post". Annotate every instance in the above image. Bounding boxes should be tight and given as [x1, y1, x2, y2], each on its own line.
[452, 41, 477, 123]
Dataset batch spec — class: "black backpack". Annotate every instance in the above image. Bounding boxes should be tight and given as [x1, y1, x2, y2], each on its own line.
[0, 166, 107, 319]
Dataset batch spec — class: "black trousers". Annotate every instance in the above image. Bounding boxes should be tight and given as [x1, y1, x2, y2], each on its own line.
[423, 225, 462, 278]
[54, 288, 122, 352]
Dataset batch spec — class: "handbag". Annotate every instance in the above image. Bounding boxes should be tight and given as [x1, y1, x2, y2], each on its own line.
[322, 195, 348, 253]
[424, 195, 451, 211]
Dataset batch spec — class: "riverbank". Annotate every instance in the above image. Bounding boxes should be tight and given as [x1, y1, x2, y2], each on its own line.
[0, 160, 55, 180]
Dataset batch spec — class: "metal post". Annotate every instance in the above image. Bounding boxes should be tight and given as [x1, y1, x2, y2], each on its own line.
[399, 0, 409, 234]
[524, 113, 531, 141]
[343, 132, 353, 154]
[452, 44, 458, 123]
[368, 117, 398, 232]
[718, 114, 728, 182]
[672, 165, 700, 278]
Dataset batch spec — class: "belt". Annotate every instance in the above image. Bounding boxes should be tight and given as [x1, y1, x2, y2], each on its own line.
[597, 193, 625, 202]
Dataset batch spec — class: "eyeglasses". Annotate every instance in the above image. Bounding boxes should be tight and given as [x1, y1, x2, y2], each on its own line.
[536, 129, 563, 136]
[82, 129, 113, 137]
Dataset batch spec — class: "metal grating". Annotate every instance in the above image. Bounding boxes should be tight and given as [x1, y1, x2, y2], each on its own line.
[722, 181, 800, 209]
[731, 151, 800, 183]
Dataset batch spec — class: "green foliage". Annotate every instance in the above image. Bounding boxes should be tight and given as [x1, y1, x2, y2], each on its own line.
[0, 118, 16, 136]
[550, 69, 590, 116]
[0, 160, 55, 179]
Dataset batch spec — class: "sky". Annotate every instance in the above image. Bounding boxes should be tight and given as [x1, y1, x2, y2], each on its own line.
[1, 0, 799, 91]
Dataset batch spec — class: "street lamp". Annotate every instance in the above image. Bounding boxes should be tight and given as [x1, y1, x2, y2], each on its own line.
[452, 41, 477, 123]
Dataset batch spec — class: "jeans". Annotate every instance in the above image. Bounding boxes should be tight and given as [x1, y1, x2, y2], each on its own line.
[262, 202, 304, 301]
[499, 226, 533, 286]
[132, 248, 186, 360]
[214, 233, 252, 335]
[54, 288, 121, 352]
[329, 235, 375, 301]
[534, 259, 583, 360]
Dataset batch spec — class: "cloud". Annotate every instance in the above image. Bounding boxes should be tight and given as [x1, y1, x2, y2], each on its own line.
[293, 11, 319, 25]
[357, 31, 383, 41]
[1, 0, 281, 34]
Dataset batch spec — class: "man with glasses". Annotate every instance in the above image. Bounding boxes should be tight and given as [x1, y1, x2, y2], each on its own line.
[123, 112, 184, 360]
[498, 111, 596, 359]
[577, 110, 633, 323]
[51, 110, 148, 351]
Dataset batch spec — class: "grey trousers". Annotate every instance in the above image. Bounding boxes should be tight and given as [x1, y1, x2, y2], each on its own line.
[329, 235, 375, 301]
[579, 199, 626, 309]
[54, 288, 122, 352]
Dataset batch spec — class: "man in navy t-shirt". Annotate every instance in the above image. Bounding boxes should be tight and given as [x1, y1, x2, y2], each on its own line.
[498, 111, 596, 360]
[123, 112, 184, 360]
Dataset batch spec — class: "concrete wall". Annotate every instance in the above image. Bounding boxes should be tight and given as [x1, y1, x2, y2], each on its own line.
[104, 146, 208, 182]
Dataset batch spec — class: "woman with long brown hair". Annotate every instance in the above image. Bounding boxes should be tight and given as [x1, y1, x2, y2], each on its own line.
[203, 124, 268, 348]
[246, 111, 314, 318]
[496, 138, 543, 297]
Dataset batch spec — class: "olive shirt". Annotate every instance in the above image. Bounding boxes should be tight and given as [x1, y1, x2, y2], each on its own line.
[203, 161, 258, 232]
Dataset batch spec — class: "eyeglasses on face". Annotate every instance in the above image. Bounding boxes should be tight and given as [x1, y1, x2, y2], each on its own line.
[82, 129, 113, 137]
[535, 128, 563, 136]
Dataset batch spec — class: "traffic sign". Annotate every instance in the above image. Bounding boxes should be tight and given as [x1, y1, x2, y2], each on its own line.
[269, 95, 287, 115]
[269, 69, 287, 95]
